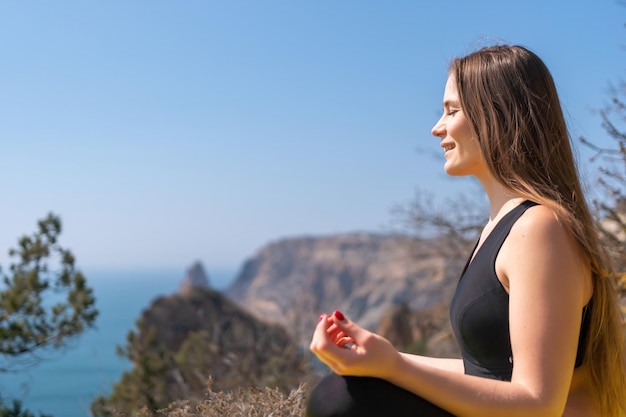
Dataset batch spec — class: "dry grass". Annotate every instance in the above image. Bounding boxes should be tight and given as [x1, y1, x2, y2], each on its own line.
[134, 380, 308, 417]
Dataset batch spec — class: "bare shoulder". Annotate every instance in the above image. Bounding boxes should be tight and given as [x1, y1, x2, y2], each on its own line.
[503, 204, 586, 259]
[510, 204, 566, 240]
[497, 204, 590, 298]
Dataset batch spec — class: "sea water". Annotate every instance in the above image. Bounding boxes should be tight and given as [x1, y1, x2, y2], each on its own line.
[0, 267, 236, 417]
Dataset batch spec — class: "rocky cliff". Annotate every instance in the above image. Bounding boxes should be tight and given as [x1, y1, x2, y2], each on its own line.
[226, 233, 465, 352]
[91, 286, 314, 416]
[93, 233, 469, 416]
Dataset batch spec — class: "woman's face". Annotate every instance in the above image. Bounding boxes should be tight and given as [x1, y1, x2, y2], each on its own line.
[431, 75, 487, 179]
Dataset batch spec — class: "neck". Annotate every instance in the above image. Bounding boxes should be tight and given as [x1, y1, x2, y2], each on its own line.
[478, 176, 524, 222]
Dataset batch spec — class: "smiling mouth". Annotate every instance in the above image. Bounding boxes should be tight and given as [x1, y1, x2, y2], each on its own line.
[443, 144, 456, 152]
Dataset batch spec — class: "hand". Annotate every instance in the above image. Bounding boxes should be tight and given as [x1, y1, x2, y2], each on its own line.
[321, 312, 355, 348]
[309, 311, 400, 379]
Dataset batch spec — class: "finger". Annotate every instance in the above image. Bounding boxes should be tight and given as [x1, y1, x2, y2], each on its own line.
[314, 314, 332, 334]
[310, 315, 357, 365]
[330, 311, 367, 342]
[336, 336, 356, 348]
[310, 315, 334, 357]
[310, 315, 332, 346]
[327, 324, 346, 342]
[321, 311, 358, 347]
[331, 331, 350, 344]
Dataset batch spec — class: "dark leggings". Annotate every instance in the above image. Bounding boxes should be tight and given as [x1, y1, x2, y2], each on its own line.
[306, 373, 456, 417]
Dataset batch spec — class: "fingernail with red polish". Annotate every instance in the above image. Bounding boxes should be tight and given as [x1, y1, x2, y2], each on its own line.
[318, 314, 324, 322]
[333, 310, 345, 321]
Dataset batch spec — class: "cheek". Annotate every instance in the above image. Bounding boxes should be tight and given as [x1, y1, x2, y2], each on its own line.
[449, 117, 471, 138]
[459, 123, 474, 140]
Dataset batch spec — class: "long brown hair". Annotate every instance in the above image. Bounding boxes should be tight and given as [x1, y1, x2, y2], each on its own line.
[450, 44, 625, 416]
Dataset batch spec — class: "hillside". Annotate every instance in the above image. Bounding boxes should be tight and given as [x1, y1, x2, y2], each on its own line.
[91, 287, 314, 416]
[93, 232, 468, 415]
[226, 233, 465, 353]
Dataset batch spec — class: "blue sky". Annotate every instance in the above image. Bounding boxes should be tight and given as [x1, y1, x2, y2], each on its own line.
[0, 1, 624, 272]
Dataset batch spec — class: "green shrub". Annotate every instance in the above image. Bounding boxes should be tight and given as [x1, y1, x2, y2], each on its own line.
[0, 397, 52, 417]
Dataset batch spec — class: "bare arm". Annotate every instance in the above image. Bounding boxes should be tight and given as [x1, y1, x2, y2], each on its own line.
[400, 353, 464, 373]
[311, 206, 590, 417]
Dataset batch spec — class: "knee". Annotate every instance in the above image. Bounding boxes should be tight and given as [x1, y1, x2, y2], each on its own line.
[306, 373, 354, 417]
[306, 373, 391, 417]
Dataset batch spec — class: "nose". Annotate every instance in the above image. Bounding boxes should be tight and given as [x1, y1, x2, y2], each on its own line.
[431, 116, 445, 138]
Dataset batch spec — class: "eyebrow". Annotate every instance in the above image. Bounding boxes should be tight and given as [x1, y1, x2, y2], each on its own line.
[443, 99, 461, 108]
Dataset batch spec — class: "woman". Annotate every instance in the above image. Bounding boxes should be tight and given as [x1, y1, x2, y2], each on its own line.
[307, 45, 625, 417]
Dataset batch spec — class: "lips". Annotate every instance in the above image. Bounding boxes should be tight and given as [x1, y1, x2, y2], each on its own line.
[442, 143, 456, 152]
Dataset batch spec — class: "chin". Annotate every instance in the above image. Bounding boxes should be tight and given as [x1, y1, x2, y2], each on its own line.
[443, 164, 464, 176]
[444, 161, 477, 177]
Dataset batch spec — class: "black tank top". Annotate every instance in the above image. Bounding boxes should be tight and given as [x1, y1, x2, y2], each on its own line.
[449, 201, 591, 381]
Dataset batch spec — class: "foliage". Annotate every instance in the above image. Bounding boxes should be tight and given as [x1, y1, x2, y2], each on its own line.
[0, 213, 98, 372]
[91, 321, 172, 416]
[91, 288, 315, 417]
[393, 191, 485, 263]
[0, 397, 52, 417]
[580, 79, 626, 303]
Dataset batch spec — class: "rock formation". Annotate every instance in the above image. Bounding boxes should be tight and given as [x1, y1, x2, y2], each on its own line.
[92, 232, 474, 416]
[226, 233, 466, 350]
[376, 301, 460, 358]
[178, 260, 211, 295]
[91, 286, 313, 416]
